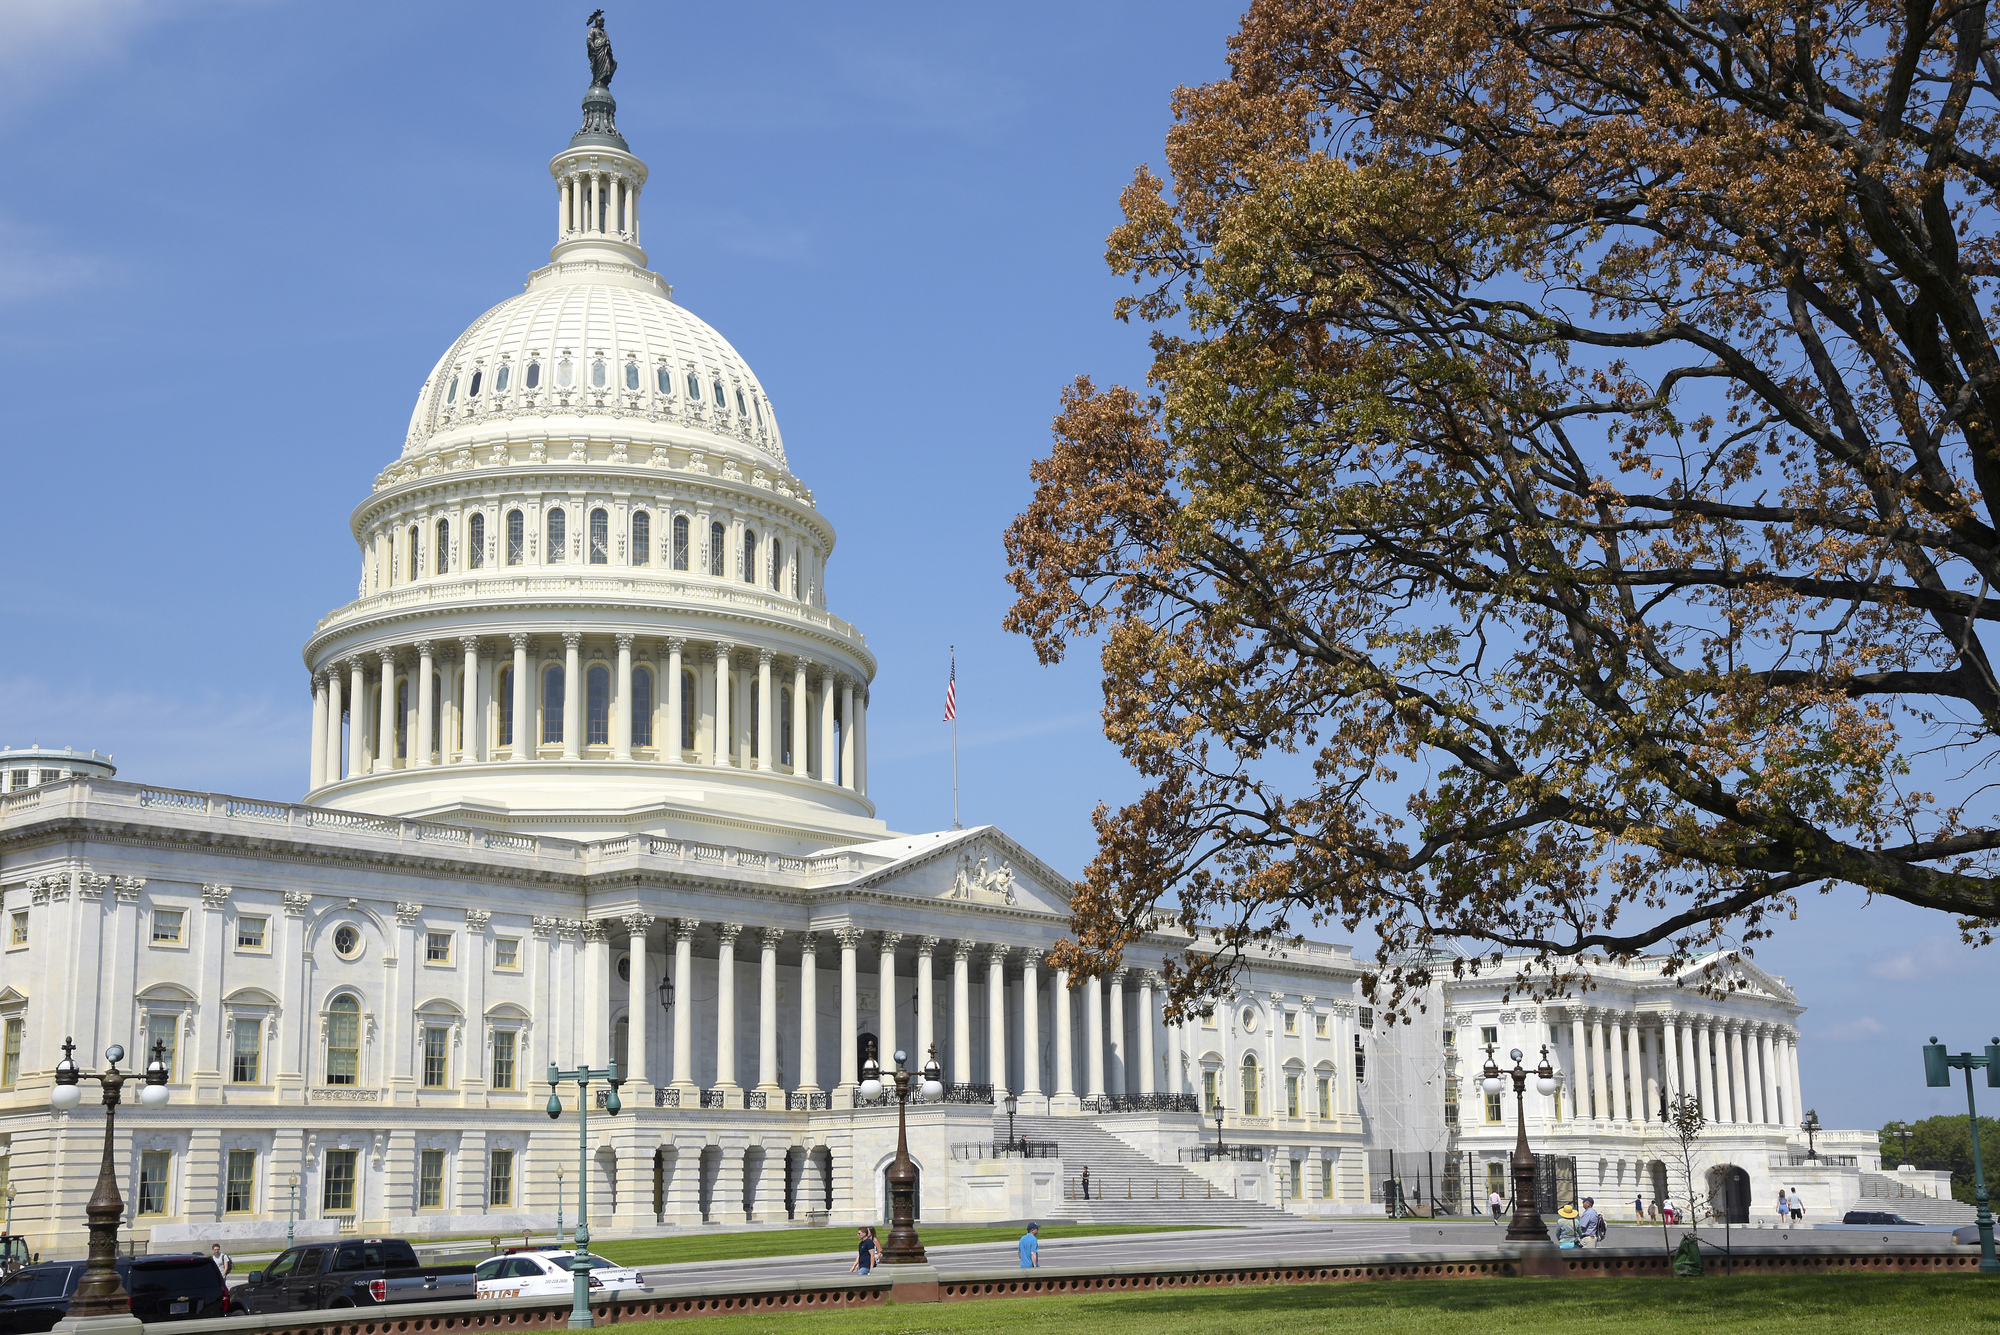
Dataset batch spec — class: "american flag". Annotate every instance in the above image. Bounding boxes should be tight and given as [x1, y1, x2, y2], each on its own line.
[943, 649, 957, 722]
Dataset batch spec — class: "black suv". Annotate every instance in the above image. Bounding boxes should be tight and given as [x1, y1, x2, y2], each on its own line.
[1841, 1210, 1925, 1226]
[0, 1256, 229, 1332]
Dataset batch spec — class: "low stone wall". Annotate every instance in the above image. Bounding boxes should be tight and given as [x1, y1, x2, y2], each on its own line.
[154, 1243, 1982, 1333]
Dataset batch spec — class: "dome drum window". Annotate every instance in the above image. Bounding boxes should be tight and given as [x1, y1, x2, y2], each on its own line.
[525, 361, 541, 390]
[468, 513, 485, 569]
[446, 375, 459, 405]
[589, 508, 609, 565]
[656, 365, 672, 395]
[506, 510, 525, 566]
[495, 363, 511, 393]
[708, 521, 726, 578]
[742, 530, 758, 584]
[557, 358, 574, 389]
[547, 509, 567, 564]
[624, 361, 640, 391]
[591, 358, 607, 389]
[468, 370, 483, 399]
[632, 511, 651, 566]
[671, 515, 690, 570]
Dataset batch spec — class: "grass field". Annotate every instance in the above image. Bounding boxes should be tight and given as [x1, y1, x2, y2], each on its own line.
[599, 1275, 2000, 1334]
[594, 1224, 1218, 1267]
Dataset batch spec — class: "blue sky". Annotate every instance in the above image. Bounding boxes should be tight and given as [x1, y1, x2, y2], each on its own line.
[0, 0, 1991, 1134]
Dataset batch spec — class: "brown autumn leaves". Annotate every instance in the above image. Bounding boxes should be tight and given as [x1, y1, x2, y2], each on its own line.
[1003, 0, 2000, 1015]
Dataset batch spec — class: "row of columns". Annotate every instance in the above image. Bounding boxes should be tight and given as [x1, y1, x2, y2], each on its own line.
[1560, 1010, 1801, 1128]
[308, 635, 867, 793]
[560, 167, 637, 242]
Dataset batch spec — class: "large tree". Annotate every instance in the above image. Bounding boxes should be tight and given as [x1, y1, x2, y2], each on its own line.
[1005, 0, 2000, 1010]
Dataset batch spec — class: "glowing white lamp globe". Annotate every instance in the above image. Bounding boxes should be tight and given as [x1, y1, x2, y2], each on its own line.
[1481, 1075, 1504, 1095]
[138, 1082, 170, 1108]
[858, 1077, 883, 1099]
[922, 1078, 944, 1100]
[50, 1084, 83, 1111]
[1535, 1074, 1560, 1097]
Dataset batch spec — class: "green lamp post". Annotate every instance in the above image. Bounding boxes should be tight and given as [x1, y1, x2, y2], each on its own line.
[1922, 1036, 2000, 1275]
[546, 1058, 623, 1328]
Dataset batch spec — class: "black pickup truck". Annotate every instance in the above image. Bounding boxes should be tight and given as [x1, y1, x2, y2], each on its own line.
[234, 1239, 477, 1312]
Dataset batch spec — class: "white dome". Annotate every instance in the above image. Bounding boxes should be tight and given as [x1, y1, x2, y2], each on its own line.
[401, 261, 787, 471]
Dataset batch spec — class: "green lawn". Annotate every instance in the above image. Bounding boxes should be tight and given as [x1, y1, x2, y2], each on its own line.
[595, 1224, 1219, 1267]
[603, 1275, 2000, 1334]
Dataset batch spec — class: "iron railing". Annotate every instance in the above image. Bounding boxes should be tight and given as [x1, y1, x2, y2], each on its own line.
[937, 1082, 995, 1105]
[1081, 1093, 1201, 1114]
[699, 1088, 729, 1110]
[951, 1140, 1060, 1161]
[1178, 1145, 1265, 1162]
[654, 1088, 681, 1107]
[1779, 1153, 1858, 1167]
[788, 1091, 832, 1111]
[746, 1091, 768, 1110]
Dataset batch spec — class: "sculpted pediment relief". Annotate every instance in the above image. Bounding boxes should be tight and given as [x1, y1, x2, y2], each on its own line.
[850, 829, 1072, 915]
[945, 848, 1019, 906]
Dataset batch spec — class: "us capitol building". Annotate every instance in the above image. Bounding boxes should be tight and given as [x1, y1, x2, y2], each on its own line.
[0, 35, 1890, 1253]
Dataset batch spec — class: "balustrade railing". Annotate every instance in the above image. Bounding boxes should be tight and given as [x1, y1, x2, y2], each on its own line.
[951, 1140, 1059, 1161]
[787, 1092, 831, 1111]
[745, 1091, 768, 1110]
[654, 1088, 681, 1108]
[699, 1088, 729, 1110]
[938, 1082, 994, 1105]
[1177, 1145, 1265, 1162]
[1081, 1093, 1201, 1114]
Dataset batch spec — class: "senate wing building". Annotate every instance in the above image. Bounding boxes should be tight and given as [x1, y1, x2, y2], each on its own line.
[0, 44, 1897, 1253]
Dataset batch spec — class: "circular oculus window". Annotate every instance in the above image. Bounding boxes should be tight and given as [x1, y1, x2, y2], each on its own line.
[332, 924, 362, 959]
[617, 956, 631, 982]
[1240, 1007, 1258, 1032]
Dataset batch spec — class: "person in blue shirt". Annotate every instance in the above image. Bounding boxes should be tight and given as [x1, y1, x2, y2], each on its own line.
[1018, 1223, 1040, 1268]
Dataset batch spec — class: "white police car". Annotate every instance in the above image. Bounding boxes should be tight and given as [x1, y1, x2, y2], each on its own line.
[472, 1251, 646, 1301]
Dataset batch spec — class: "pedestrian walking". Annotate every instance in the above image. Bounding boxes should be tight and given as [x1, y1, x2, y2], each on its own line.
[1774, 1188, 1790, 1225]
[210, 1244, 231, 1278]
[848, 1227, 880, 1275]
[1489, 1189, 1504, 1222]
[1018, 1222, 1040, 1268]
[1634, 1194, 1645, 1222]
[1080, 1167, 1091, 1200]
[1789, 1188, 1804, 1222]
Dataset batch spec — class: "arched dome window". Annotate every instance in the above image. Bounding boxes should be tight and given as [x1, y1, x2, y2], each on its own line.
[495, 363, 511, 393]
[591, 358, 606, 388]
[446, 375, 458, 405]
[435, 518, 450, 575]
[631, 511, 651, 567]
[542, 664, 565, 745]
[469, 513, 485, 570]
[735, 387, 747, 415]
[713, 378, 727, 408]
[497, 666, 513, 747]
[770, 539, 782, 591]
[681, 670, 697, 751]
[742, 530, 758, 584]
[672, 515, 690, 570]
[589, 508, 609, 565]
[506, 510, 525, 566]
[526, 361, 541, 390]
[468, 370, 483, 398]
[326, 995, 361, 1086]
[1241, 1052, 1260, 1117]
[753, 396, 764, 426]
[586, 664, 610, 746]
[624, 361, 639, 391]
[395, 678, 409, 759]
[656, 365, 671, 395]
[632, 667, 654, 748]
[547, 509, 567, 564]
[686, 371, 701, 401]
[708, 522, 726, 578]
[557, 358, 574, 388]
[408, 525, 421, 581]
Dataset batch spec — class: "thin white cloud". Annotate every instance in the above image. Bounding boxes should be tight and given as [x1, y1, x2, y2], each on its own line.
[0, 214, 102, 304]
[0, 1, 261, 115]
[1822, 1017, 1888, 1042]
[1868, 938, 1987, 982]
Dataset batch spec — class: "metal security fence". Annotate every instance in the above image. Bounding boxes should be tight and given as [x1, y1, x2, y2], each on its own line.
[1366, 1150, 1576, 1218]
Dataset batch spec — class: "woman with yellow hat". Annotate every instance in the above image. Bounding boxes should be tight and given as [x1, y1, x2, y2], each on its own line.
[1555, 1203, 1581, 1249]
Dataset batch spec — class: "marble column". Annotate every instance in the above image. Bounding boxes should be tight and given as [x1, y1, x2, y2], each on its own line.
[413, 640, 435, 766]
[310, 674, 327, 789]
[561, 633, 582, 760]
[713, 643, 734, 766]
[1699, 1020, 1723, 1122]
[1020, 952, 1041, 1098]
[1642, 1022, 1661, 1121]
[796, 933, 819, 1094]
[837, 927, 862, 1094]
[326, 666, 345, 784]
[1760, 1025, 1781, 1124]
[346, 658, 366, 776]
[672, 923, 696, 1087]
[511, 635, 531, 761]
[856, 687, 868, 795]
[818, 670, 837, 783]
[376, 648, 397, 771]
[1663, 1014, 1683, 1106]
[951, 941, 974, 1085]
[1609, 1013, 1628, 1121]
[714, 924, 741, 1094]
[1138, 972, 1158, 1095]
[664, 638, 685, 762]
[459, 638, 481, 762]
[1053, 964, 1075, 1101]
[878, 932, 901, 1062]
[758, 927, 782, 1093]
[839, 678, 856, 788]
[792, 659, 810, 774]
[756, 650, 774, 771]
[1786, 1029, 1805, 1128]
[1568, 1013, 1588, 1117]
[584, 921, 611, 1068]
[1587, 1013, 1607, 1120]
[1085, 974, 1106, 1098]
[915, 938, 937, 1070]
[1726, 1021, 1748, 1124]
[1106, 969, 1127, 1098]
[614, 634, 634, 761]
[624, 914, 653, 1088]
[986, 947, 1007, 1092]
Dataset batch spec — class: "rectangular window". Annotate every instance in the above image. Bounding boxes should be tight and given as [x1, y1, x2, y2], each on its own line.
[225, 1150, 256, 1214]
[493, 937, 519, 969]
[1321, 1158, 1334, 1199]
[1552, 1087, 1564, 1122]
[1487, 1161, 1507, 1199]
[632, 512, 651, 567]
[1354, 1050, 1367, 1085]
[1286, 1074, 1300, 1118]
[1445, 1092, 1460, 1126]
[146, 1014, 178, 1083]
[489, 1150, 514, 1207]
[2, 1018, 21, 1087]
[425, 932, 453, 963]
[418, 1150, 445, 1210]
[323, 1150, 357, 1213]
[231, 1018, 261, 1084]
[1317, 1076, 1332, 1119]
[1283, 1011, 1297, 1035]
[151, 910, 184, 944]
[1359, 1007, 1374, 1029]
[1291, 1160, 1304, 1200]
[6, 771, 25, 789]
[9, 911, 25, 946]
[137, 1150, 171, 1215]
[422, 1027, 450, 1089]
[236, 916, 267, 949]
[1485, 1091, 1504, 1124]
[1480, 1025, 1499, 1047]
[1203, 1011, 1217, 1029]
[1203, 1069, 1218, 1114]
[1443, 1029, 1456, 1048]
[1314, 1014, 1327, 1038]
[492, 1031, 517, 1090]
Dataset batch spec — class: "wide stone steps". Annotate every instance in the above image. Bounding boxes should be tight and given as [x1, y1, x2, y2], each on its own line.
[1002, 1115, 1294, 1226]
[1856, 1173, 1974, 1224]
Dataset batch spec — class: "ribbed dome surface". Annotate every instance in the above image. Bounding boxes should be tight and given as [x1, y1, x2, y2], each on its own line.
[401, 262, 786, 469]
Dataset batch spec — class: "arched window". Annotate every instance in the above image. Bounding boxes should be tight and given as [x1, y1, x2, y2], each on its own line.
[326, 995, 360, 1086]
[547, 508, 567, 563]
[589, 508, 609, 564]
[506, 510, 524, 566]
[770, 539, 782, 590]
[395, 678, 409, 759]
[497, 666, 514, 747]
[435, 518, 450, 575]
[735, 387, 747, 415]
[446, 375, 458, 404]
[586, 664, 610, 746]
[542, 664, 565, 745]
[686, 371, 701, 401]
[631, 511, 651, 566]
[780, 687, 793, 767]
[681, 670, 697, 751]
[469, 512, 485, 569]
[525, 360, 541, 389]
[708, 522, 726, 577]
[1240, 1053, 1260, 1117]
[671, 515, 690, 570]
[713, 378, 726, 407]
[632, 667, 654, 747]
[408, 525, 421, 581]
[468, 369, 483, 398]
[742, 530, 758, 583]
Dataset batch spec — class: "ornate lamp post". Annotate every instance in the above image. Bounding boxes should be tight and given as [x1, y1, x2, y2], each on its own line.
[859, 1040, 941, 1265]
[1213, 1099, 1227, 1157]
[555, 1165, 565, 1244]
[4, 1181, 15, 1237]
[546, 1059, 623, 1328]
[49, 1038, 170, 1317]
[1922, 1037, 1998, 1274]
[1003, 1090, 1019, 1153]
[1800, 1108, 1823, 1161]
[284, 1173, 299, 1248]
[1892, 1122, 1916, 1167]
[1480, 1043, 1558, 1243]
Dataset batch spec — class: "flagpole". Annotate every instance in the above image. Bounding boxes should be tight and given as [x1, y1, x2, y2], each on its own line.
[949, 645, 961, 829]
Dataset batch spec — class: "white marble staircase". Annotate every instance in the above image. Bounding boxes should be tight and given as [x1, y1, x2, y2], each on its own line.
[1856, 1172, 1975, 1225]
[1002, 1114, 1294, 1225]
